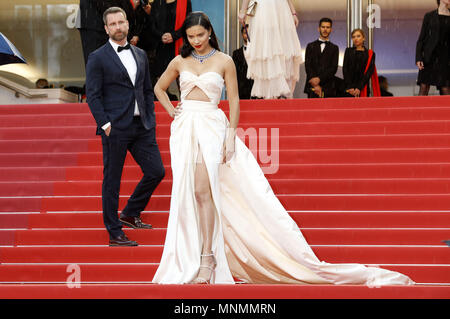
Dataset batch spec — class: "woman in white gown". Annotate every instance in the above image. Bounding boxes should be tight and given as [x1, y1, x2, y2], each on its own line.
[152, 11, 414, 286]
[239, 0, 303, 99]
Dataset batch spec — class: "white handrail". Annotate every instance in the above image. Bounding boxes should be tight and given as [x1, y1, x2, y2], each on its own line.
[0, 75, 48, 99]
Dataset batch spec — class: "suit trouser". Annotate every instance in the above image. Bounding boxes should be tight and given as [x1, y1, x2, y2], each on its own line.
[101, 117, 165, 238]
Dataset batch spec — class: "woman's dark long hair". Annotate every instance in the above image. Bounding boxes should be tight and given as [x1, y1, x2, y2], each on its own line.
[180, 11, 220, 58]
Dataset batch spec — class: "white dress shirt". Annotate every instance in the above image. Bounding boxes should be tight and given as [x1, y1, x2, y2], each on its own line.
[319, 38, 329, 53]
[102, 39, 140, 131]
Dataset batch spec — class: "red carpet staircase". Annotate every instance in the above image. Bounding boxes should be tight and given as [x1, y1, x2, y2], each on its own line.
[0, 97, 449, 298]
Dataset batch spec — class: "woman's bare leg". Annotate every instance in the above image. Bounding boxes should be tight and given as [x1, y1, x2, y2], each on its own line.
[191, 149, 216, 283]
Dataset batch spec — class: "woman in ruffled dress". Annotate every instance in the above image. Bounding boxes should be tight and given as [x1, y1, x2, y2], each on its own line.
[239, 0, 303, 99]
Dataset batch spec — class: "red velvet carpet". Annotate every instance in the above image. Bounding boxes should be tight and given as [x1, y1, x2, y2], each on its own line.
[0, 96, 449, 299]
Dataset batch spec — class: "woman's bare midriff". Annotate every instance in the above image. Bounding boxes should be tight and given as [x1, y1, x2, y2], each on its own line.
[185, 86, 211, 102]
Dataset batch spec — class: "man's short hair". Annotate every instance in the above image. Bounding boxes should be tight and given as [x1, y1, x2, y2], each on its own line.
[103, 7, 127, 25]
[35, 78, 49, 88]
[319, 17, 333, 27]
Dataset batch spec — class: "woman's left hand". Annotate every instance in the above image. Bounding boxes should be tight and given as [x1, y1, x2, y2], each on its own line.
[223, 130, 236, 163]
[223, 141, 235, 164]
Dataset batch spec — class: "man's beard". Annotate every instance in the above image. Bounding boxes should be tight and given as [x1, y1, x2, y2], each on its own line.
[111, 30, 127, 42]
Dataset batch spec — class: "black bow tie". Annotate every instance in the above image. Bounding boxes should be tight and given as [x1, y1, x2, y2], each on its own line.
[319, 39, 329, 43]
[117, 43, 131, 52]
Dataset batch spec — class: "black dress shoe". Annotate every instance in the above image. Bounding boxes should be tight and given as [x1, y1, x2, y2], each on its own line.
[109, 234, 138, 247]
[119, 215, 152, 229]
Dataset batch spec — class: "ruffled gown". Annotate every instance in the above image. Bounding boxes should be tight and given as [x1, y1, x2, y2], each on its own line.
[152, 70, 414, 286]
[244, 0, 303, 99]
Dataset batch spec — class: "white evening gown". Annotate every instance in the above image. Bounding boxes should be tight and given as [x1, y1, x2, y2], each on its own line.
[152, 70, 414, 286]
[245, 0, 303, 99]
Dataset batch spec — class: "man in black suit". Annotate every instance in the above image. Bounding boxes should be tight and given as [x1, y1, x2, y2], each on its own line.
[77, 0, 112, 65]
[86, 6, 165, 246]
[304, 17, 340, 98]
[232, 24, 254, 99]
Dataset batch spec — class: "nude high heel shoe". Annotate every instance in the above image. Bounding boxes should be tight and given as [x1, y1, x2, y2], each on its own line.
[190, 253, 217, 284]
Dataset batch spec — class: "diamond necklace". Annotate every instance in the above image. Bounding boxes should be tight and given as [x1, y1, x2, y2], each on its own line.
[191, 48, 217, 64]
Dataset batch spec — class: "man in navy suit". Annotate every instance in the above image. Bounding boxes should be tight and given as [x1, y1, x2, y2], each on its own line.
[86, 6, 165, 246]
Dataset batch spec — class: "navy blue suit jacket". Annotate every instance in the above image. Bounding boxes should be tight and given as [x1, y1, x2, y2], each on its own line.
[86, 41, 156, 135]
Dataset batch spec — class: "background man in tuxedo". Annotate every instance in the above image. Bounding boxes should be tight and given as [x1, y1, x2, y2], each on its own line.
[86, 6, 165, 246]
[304, 18, 340, 98]
[232, 24, 254, 99]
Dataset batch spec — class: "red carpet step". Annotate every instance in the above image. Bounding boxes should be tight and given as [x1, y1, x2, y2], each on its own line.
[3, 106, 450, 127]
[6, 148, 450, 167]
[1, 246, 448, 264]
[1, 228, 448, 246]
[3, 121, 450, 138]
[5, 163, 450, 182]
[0, 264, 448, 285]
[4, 178, 450, 196]
[4, 134, 450, 154]
[0, 96, 447, 114]
[2, 211, 450, 229]
[5, 194, 450, 213]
